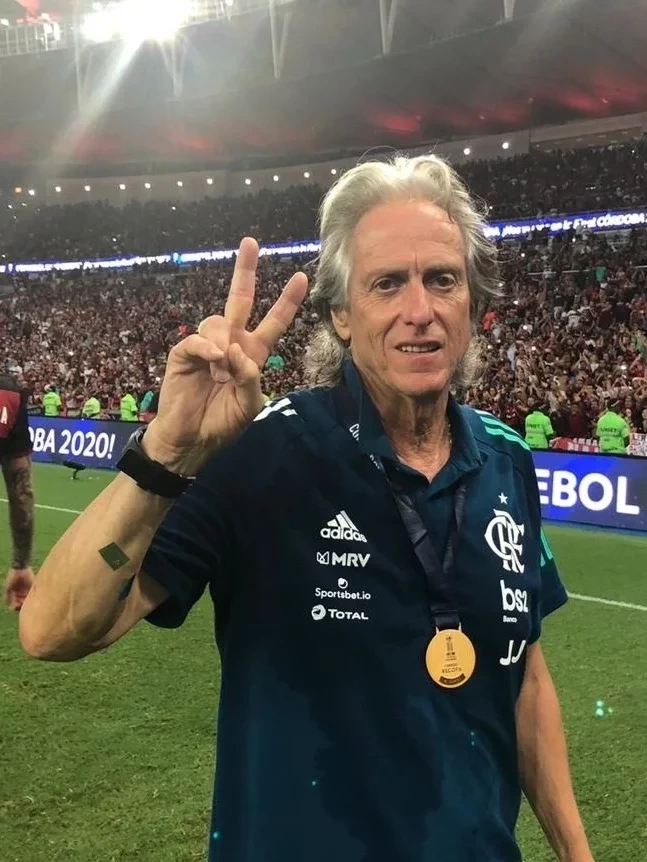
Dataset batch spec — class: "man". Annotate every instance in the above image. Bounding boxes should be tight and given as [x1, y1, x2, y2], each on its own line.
[20, 156, 593, 862]
[1, 374, 35, 611]
[119, 386, 139, 422]
[525, 400, 554, 450]
[42, 385, 63, 417]
[81, 391, 101, 420]
[596, 400, 630, 454]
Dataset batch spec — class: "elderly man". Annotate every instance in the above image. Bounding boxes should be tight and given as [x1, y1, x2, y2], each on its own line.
[20, 156, 593, 862]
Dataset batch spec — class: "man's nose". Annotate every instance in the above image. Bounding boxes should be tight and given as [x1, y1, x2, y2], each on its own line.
[401, 278, 435, 328]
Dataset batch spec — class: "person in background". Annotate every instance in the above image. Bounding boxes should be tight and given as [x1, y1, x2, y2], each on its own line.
[1, 374, 35, 611]
[82, 391, 101, 420]
[524, 400, 554, 450]
[42, 385, 63, 417]
[120, 385, 139, 422]
[140, 386, 155, 416]
[266, 350, 285, 371]
[596, 400, 630, 454]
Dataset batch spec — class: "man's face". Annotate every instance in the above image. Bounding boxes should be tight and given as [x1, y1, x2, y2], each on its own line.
[332, 200, 471, 401]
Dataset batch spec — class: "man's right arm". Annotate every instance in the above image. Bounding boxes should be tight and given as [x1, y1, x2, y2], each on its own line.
[18, 439, 196, 663]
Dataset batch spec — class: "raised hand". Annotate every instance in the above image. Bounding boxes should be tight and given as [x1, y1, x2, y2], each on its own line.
[144, 237, 308, 474]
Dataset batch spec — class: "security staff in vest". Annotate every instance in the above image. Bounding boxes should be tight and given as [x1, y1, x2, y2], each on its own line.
[524, 399, 554, 450]
[21, 156, 593, 862]
[596, 400, 630, 454]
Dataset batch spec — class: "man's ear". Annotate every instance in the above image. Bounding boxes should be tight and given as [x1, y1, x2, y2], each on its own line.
[331, 307, 351, 343]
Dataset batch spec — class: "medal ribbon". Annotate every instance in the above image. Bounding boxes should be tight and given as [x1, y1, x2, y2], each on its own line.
[332, 384, 467, 632]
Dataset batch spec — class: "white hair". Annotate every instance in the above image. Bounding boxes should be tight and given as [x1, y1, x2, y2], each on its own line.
[305, 154, 501, 390]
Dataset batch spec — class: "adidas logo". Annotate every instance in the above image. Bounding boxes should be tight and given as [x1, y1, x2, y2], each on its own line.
[320, 510, 367, 543]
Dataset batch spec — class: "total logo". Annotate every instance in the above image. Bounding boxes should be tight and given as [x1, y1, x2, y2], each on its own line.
[311, 604, 369, 622]
[500, 579, 528, 623]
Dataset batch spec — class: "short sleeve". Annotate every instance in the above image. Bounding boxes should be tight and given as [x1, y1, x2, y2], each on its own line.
[523, 451, 567, 644]
[4, 391, 32, 460]
[142, 459, 233, 629]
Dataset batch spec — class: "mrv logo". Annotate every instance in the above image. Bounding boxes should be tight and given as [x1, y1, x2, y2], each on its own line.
[317, 551, 370, 568]
[535, 468, 640, 515]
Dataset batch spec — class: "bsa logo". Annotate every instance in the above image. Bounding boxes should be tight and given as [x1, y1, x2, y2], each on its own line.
[484, 509, 525, 574]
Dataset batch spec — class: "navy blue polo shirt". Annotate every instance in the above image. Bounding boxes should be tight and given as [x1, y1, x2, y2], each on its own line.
[143, 361, 567, 862]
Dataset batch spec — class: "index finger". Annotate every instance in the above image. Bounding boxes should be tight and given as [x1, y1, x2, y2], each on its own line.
[224, 237, 259, 327]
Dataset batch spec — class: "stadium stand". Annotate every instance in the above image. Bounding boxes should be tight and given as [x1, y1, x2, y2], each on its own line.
[0, 140, 645, 263]
[1, 142, 647, 440]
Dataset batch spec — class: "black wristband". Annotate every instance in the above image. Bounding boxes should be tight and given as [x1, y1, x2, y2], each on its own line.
[116, 427, 195, 498]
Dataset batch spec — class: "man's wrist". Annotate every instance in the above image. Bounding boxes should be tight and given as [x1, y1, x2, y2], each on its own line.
[140, 425, 204, 477]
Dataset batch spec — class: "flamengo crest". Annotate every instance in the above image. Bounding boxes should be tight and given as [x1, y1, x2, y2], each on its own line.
[484, 509, 525, 574]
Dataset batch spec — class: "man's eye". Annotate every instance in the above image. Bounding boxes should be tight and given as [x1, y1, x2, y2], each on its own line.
[374, 278, 397, 292]
[429, 274, 457, 289]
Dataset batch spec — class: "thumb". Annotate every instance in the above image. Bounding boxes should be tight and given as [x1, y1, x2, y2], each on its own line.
[228, 343, 263, 416]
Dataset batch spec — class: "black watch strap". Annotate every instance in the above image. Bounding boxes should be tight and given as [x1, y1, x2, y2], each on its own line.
[116, 427, 195, 498]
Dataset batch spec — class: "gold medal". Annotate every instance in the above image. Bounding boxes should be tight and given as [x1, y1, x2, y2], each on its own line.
[426, 628, 476, 689]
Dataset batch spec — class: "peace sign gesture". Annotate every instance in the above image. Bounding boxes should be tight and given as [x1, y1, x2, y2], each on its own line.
[144, 238, 308, 475]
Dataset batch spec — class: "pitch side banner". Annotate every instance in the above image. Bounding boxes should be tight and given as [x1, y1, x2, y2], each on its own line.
[28, 416, 141, 471]
[532, 451, 647, 532]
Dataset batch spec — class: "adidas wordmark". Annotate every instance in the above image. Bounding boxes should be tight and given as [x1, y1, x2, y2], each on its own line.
[320, 511, 367, 543]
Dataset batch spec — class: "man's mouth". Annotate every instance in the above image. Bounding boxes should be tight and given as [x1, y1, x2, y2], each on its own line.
[396, 343, 442, 354]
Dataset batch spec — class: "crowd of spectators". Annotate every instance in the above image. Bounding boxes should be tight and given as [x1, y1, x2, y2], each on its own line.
[3, 223, 647, 439]
[2, 139, 647, 440]
[0, 139, 644, 263]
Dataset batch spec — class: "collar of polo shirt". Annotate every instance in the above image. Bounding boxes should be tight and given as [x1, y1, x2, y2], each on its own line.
[342, 359, 485, 483]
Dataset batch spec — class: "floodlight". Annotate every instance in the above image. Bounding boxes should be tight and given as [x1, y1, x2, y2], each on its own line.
[14, 187, 22, 194]
[119, 183, 127, 190]
[303, 171, 310, 178]
[502, 141, 510, 150]
[84, 185, 91, 192]
[177, 180, 183, 187]
[206, 177, 214, 185]
[55, 186, 62, 193]
[28, 189, 35, 196]
[244, 178, 251, 185]
[330, 168, 337, 175]
[144, 182, 151, 189]
[463, 147, 471, 156]
[273, 175, 279, 182]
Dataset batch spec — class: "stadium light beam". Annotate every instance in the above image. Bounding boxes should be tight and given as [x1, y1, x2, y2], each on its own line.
[82, 0, 192, 46]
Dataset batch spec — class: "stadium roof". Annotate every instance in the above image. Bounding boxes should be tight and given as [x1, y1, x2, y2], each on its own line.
[0, 0, 645, 177]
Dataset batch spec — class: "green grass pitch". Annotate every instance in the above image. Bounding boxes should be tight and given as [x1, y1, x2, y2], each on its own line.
[1, 463, 646, 861]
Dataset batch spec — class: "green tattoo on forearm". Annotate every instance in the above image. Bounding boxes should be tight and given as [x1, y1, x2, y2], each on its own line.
[98, 543, 130, 571]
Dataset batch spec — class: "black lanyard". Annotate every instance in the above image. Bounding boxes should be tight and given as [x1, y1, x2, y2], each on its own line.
[332, 385, 467, 631]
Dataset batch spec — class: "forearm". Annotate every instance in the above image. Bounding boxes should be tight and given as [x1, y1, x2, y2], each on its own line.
[6, 472, 34, 568]
[517, 645, 592, 861]
[19, 470, 173, 660]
